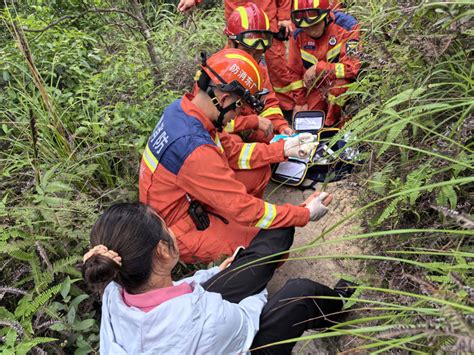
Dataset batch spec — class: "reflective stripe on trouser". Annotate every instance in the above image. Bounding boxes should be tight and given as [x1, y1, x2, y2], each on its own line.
[273, 80, 304, 94]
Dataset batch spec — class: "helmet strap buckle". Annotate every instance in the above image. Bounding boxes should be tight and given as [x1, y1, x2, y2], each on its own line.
[207, 87, 238, 132]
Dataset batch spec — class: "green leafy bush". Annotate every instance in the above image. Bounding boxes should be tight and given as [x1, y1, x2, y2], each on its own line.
[1, 2, 224, 353]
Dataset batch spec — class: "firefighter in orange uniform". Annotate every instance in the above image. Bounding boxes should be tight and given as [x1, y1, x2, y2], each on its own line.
[286, 0, 361, 126]
[225, 0, 297, 112]
[139, 48, 331, 264]
[223, 3, 294, 142]
[177, 0, 297, 112]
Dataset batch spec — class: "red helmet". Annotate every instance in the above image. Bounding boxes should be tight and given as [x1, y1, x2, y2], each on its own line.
[197, 48, 268, 113]
[224, 3, 273, 52]
[291, 0, 333, 28]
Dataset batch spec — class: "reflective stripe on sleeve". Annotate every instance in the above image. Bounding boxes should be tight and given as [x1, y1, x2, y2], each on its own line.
[255, 202, 277, 229]
[274, 80, 304, 94]
[143, 144, 158, 172]
[238, 143, 257, 169]
[214, 135, 224, 153]
[335, 63, 345, 79]
[225, 119, 235, 133]
[260, 107, 283, 118]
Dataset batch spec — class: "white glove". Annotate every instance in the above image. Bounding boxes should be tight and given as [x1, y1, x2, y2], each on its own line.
[306, 192, 330, 221]
[284, 133, 317, 159]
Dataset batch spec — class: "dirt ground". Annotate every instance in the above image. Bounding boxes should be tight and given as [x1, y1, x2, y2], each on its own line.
[264, 179, 366, 353]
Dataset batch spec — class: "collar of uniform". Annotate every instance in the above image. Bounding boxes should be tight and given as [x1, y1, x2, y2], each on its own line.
[181, 93, 216, 134]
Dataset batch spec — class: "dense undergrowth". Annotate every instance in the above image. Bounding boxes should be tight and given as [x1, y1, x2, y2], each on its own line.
[0, 0, 472, 353]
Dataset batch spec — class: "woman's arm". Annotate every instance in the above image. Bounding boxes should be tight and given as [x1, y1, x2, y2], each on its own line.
[176, 266, 220, 285]
[210, 289, 268, 352]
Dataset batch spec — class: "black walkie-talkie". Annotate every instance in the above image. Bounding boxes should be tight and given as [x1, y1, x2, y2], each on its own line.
[186, 194, 210, 231]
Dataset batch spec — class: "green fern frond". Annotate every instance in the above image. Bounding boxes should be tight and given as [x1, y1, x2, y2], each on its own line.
[24, 255, 56, 293]
[0, 240, 31, 255]
[51, 256, 81, 275]
[441, 307, 474, 335]
[8, 249, 34, 262]
[375, 196, 404, 225]
[15, 284, 62, 319]
[377, 116, 409, 157]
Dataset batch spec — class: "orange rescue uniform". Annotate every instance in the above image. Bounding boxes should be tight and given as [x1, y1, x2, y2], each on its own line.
[287, 11, 361, 126]
[223, 60, 290, 142]
[224, 0, 296, 111]
[139, 94, 310, 264]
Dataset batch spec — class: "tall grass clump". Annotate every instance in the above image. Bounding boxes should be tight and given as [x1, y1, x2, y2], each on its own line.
[266, 0, 473, 352]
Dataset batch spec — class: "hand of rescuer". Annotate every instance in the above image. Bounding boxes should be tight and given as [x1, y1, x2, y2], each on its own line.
[277, 20, 292, 37]
[303, 64, 317, 88]
[257, 116, 274, 137]
[279, 126, 295, 136]
[303, 191, 333, 221]
[177, 0, 196, 12]
[283, 132, 317, 159]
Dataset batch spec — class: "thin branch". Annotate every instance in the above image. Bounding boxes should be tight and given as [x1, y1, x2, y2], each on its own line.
[0, 286, 28, 299]
[35, 319, 61, 331]
[128, 0, 161, 84]
[32, 346, 48, 355]
[35, 241, 53, 273]
[430, 205, 474, 229]
[0, 320, 24, 338]
[9, 20, 70, 148]
[22, 8, 142, 33]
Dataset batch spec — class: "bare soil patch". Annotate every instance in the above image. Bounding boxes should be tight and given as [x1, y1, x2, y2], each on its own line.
[264, 180, 367, 353]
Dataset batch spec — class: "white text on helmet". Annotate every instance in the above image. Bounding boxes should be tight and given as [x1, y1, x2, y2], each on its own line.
[229, 63, 258, 91]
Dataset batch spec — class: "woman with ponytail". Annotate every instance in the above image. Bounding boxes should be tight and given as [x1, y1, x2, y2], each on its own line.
[83, 202, 354, 354]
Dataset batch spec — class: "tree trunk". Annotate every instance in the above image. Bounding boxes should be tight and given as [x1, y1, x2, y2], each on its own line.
[128, 0, 161, 85]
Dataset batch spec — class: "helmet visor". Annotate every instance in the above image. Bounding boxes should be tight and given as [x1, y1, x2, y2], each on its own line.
[234, 31, 273, 51]
[291, 9, 328, 28]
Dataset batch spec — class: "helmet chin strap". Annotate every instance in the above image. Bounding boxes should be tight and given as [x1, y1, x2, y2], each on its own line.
[206, 87, 238, 132]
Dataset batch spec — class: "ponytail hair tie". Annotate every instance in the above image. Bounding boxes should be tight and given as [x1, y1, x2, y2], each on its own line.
[83, 244, 122, 266]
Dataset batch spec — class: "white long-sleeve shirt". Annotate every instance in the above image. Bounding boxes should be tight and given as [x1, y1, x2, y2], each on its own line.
[99, 267, 268, 354]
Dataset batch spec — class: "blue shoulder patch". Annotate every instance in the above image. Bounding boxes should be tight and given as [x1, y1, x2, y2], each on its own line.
[147, 99, 214, 175]
[334, 11, 358, 31]
[293, 28, 303, 40]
